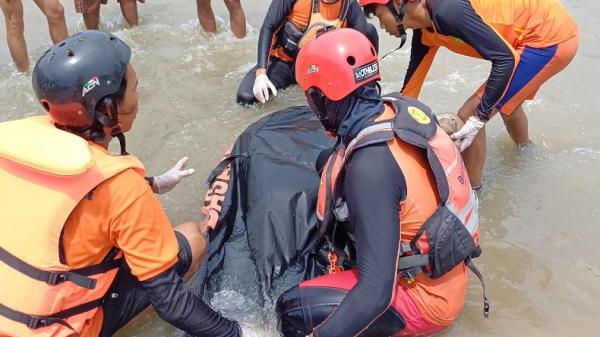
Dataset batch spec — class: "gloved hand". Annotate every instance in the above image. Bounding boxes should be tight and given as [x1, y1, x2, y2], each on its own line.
[451, 116, 485, 152]
[152, 157, 195, 194]
[252, 74, 277, 104]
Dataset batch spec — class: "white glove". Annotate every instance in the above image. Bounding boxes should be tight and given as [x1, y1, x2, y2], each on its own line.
[152, 157, 196, 194]
[451, 116, 485, 152]
[252, 74, 277, 104]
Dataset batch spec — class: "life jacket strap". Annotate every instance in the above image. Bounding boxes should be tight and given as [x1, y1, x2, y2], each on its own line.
[0, 296, 104, 335]
[466, 257, 490, 318]
[0, 246, 122, 289]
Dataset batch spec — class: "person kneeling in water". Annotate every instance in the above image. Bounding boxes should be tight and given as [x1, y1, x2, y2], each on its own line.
[236, 0, 379, 106]
[0, 31, 242, 337]
[276, 28, 487, 337]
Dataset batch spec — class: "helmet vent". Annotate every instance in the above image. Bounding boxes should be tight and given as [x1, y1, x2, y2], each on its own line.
[41, 101, 50, 112]
[58, 42, 66, 48]
[67, 49, 74, 57]
[346, 56, 356, 66]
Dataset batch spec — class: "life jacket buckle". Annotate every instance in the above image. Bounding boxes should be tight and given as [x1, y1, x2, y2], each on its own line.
[47, 272, 66, 285]
[402, 268, 417, 285]
[27, 316, 47, 329]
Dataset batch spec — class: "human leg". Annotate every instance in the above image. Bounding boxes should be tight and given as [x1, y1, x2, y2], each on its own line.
[33, 0, 68, 43]
[495, 35, 579, 146]
[0, 0, 28, 71]
[457, 94, 486, 189]
[77, 0, 102, 30]
[119, 0, 139, 27]
[196, 0, 217, 33]
[277, 270, 409, 337]
[99, 227, 202, 336]
[236, 65, 259, 105]
[501, 103, 529, 145]
[236, 58, 295, 105]
[223, 0, 245, 38]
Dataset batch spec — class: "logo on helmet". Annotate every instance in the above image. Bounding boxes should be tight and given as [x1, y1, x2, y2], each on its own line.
[307, 65, 320, 75]
[82, 76, 100, 98]
[353, 60, 379, 84]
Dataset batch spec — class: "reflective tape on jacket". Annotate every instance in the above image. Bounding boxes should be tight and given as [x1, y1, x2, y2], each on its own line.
[317, 96, 480, 272]
[0, 116, 145, 336]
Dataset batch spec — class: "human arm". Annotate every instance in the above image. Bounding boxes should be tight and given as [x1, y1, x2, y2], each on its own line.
[141, 267, 242, 337]
[256, 0, 296, 70]
[431, 0, 517, 122]
[313, 143, 406, 337]
[344, 1, 379, 51]
[148, 157, 195, 194]
[401, 29, 439, 98]
[111, 174, 240, 336]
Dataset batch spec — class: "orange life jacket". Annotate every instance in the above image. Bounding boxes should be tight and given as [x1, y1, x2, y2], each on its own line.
[0, 116, 145, 337]
[272, 0, 349, 62]
[316, 96, 489, 316]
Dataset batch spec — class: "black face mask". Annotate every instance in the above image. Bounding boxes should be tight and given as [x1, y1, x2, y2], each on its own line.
[305, 88, 354, 135]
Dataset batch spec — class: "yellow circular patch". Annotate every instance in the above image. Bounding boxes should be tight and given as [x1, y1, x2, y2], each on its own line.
[408, 106, 431, 125]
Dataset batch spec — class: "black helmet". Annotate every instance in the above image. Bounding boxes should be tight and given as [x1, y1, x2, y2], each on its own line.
[32, 30, 131, 129]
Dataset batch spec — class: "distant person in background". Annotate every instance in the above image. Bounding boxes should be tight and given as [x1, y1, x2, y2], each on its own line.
[75, 0, 144, 29]
[0, 0, 68, 72]
[195, 0, 246, 38]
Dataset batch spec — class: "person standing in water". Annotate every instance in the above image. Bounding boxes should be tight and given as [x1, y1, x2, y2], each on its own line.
[360, 0, 579, 188]
[0, 31, 243, 337]
[276, 28, 485, 337]
[236, 0, 379, 106]
[195, 0, 246, 38]
[75, 0, 144, 29]
[0, 0, 68, 72]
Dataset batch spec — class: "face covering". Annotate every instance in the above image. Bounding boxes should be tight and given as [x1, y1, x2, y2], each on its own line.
[305, 83, 384, 143]
[305, 88, 355, 135]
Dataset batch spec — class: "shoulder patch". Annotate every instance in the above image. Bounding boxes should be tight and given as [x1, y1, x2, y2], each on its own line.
[408, 106, 431, 125]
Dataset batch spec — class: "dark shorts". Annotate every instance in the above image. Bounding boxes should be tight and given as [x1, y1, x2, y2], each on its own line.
[74, 0, 140, 14]
[99, 231, 192, 337]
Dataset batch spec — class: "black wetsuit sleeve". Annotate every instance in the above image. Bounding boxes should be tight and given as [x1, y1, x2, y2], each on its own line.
[402, 29, 430, 92]
[431, 0, 516, 121]
[257, 0, 296, 69]
[314, 143, 407, 337]
[344, 1, 369, 37]
[140, 267, 242, 337]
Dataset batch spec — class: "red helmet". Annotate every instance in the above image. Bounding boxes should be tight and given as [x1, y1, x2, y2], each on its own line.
[359, 0, 389, 6]
[295, 28, 380, 101]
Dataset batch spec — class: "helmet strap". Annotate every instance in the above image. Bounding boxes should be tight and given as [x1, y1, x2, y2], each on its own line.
[94, 97, 128, 155]
[111, 126, 129, 156]
[381, 0, 408, 60]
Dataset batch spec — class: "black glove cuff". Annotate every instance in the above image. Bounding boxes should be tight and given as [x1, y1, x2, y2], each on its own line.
[145, 176, 155, 188]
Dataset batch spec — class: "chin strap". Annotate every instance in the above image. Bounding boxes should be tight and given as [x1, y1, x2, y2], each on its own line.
[94, 104, 129, 156]
[381, 0, 409, 61]
[111, 126, 129, 155]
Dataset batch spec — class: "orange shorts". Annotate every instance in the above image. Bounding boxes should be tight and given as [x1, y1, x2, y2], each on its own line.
[477, 33, 579, 115]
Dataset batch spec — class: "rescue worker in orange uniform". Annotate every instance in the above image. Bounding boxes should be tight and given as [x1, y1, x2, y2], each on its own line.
[0, 31, 243, 337]
[360, 0, 579, 188]
[275, 28, 486, 337]
[236, 0, 379, 105]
